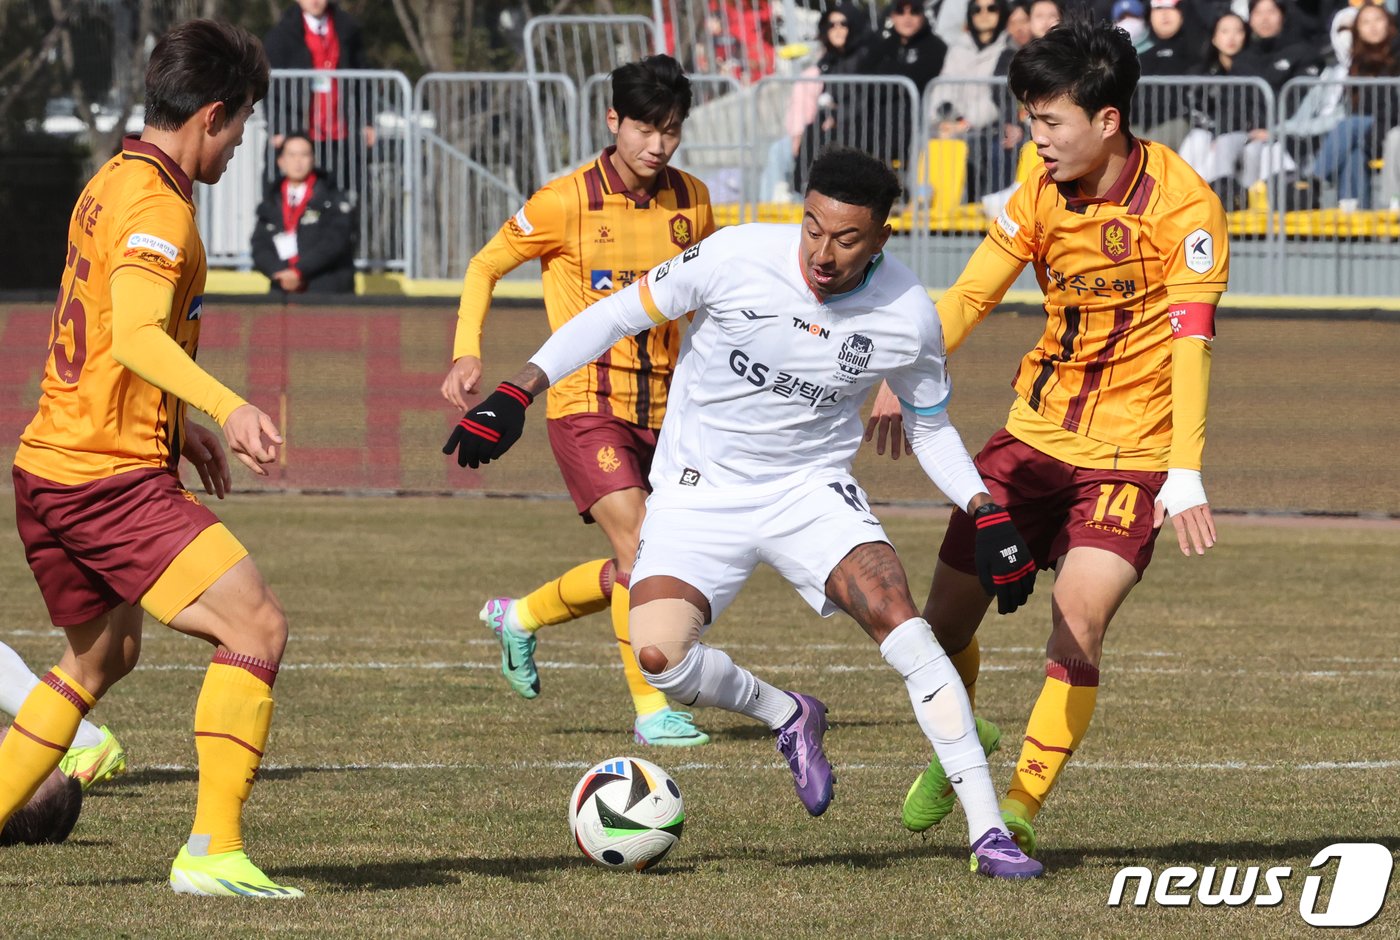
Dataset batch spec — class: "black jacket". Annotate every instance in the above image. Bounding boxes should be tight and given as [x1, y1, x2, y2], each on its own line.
[263, 3, 369, 70]
[251, 172, 357, 295]
[862, 22, 948, 92]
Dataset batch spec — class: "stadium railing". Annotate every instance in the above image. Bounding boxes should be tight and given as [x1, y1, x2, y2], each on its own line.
[195, 69, 416, 274]
[412, 73, 579, 281]
[193, 66, 1400, 298]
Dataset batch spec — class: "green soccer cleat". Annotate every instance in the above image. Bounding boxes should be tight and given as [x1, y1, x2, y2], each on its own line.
[169, 846, 304, 898]
[58, 725, 127, 791]
[902, 717, 1002, 832]
[1001, 808, 1038, 857]
[480, 597, 539, 699]
[634, 708, 710, 747]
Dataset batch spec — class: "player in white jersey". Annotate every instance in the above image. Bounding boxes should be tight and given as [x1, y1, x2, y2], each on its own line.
[444, 149, 1043, 878]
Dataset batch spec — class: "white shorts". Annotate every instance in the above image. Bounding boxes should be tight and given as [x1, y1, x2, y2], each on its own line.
[632, 470, 891, 621]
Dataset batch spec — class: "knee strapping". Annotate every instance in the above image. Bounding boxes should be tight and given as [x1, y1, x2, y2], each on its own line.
[629, 598, 704, 675]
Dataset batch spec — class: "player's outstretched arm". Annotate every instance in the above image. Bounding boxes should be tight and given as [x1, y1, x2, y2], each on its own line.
[1155, 301, 1219, 557]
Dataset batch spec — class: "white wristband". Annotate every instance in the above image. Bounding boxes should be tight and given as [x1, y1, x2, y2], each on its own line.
[1157, 468, 1208, 517]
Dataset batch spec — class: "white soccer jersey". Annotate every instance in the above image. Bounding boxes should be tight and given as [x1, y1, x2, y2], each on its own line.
[531, 223, 958, 500]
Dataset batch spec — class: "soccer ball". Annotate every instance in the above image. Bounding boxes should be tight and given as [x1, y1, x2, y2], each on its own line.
[568, 756, 684, 871]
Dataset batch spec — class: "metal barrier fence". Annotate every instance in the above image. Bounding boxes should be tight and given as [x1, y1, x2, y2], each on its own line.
[197, 69, 415, 273]
[413, 73, 578, 281]
[524, 15, 659, 90]
[199, 66, 1400, 298]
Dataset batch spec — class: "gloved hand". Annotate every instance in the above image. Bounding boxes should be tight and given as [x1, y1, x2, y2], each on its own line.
[972, 502, 1037, 614]
[442, 381, 533, 469]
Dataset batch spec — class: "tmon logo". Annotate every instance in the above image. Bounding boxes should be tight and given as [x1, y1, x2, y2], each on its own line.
[1108, 843, 1393, 927]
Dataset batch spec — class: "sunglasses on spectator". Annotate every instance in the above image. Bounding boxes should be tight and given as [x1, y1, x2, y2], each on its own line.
[893, 6, 923, 15]
[971, 3, 998, 11]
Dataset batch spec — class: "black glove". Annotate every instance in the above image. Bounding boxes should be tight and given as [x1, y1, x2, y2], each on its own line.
[442, 381, 533, 469]
[972, 502, 1037, 615]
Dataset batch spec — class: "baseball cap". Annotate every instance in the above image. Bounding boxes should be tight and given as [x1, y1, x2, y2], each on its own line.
[1114, 0, 1145, 17]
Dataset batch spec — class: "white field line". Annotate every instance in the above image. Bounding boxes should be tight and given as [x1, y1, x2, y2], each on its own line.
[124, 660, 1400, 679]
[134, 757, 1400, 774]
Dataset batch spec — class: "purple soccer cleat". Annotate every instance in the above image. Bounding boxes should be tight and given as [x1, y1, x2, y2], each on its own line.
[970, 827, 1045, 880]
[774, 692, 834, 816]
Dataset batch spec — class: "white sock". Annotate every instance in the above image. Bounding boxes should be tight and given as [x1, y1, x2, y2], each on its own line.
[0, 640, 42, 716]
[879, 618, 1005, 843]
[648, 644, 796, 729]
[0, 640, 104, 749]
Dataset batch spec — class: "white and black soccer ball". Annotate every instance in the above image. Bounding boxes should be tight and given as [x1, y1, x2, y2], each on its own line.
[568, 756, 684, 871]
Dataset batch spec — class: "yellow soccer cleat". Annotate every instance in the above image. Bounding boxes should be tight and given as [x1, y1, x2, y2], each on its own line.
[58, 725, 127, 791]
[169, 846, 304, 898]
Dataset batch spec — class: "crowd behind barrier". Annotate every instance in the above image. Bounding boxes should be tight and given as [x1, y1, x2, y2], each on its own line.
[196, 66, 1400, 296]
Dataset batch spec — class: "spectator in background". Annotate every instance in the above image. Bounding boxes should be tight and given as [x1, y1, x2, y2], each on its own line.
[1179, 11, 1286, 206]
[1137, 0, 1204, 149]
[697, 0, 776, 82]
[864, 0, 950, 168]
[986, 0, 1056, 201]
[777, 4, 873, 197]
[1003, 2, 1034, 51]
[252, 133, 356, 295]
[264, 0, 379, 263]
[1114, 0, 1153, 48]
[1243, 0, 1324, 92]
[929, 0, 1011, 202]
[1310, 3, 1400, 208]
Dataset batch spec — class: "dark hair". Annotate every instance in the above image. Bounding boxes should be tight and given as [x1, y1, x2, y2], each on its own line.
[965, 0, 1012, 45]
[0, 775, 82, 846]
[611, 54, 693, 127]
[144, 19, 270, 131]
[1203, 12, 1249, 68]
[1008, 13, 1140, 123]
[805, 147, 902, 221]
[1351, 5, 1400, 78]
[275, 132, 314, 157]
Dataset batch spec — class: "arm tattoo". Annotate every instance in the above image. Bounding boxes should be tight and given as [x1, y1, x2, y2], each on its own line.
[509, 363, 550, 397]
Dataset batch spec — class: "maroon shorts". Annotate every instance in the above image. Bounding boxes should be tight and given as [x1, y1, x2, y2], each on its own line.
[546, 414, 658, 523]
[938, 429, 1167, 579]
[13, 466, 220, 626]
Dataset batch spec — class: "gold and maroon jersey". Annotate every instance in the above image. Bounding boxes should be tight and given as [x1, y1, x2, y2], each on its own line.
[967, 138, 1228, 467]
[455, 148, 714, 429]
[16, 137, 208, 485]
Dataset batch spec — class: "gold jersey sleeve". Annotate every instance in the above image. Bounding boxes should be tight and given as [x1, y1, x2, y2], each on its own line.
[15, 138, 209, 485]
[452, 150, 713, 430]
[981, 140, 1230, 470]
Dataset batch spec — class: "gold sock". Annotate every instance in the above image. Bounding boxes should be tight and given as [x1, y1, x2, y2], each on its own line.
[0, 667, 94, 828]
[610, 580, 668, 718]
[188, 652, 278, 857]
[949, 637, 981, 709]
[1004, 658, 1100, 821]
[517, 559, 613, 632]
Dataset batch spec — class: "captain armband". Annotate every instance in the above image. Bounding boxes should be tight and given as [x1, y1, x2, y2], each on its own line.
[1167, 303, 1216, 341]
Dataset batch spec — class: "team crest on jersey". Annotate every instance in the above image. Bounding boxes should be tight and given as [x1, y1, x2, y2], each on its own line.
[596, 445, 621, 473]
[1100, 219, 1132, 261]
[836, 333, 875, 378]
[669, 214, 692, 248]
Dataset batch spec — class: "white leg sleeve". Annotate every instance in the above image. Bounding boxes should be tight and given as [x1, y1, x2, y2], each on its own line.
[649, 644, 795, 729]
[880, 618, 1004, 842]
